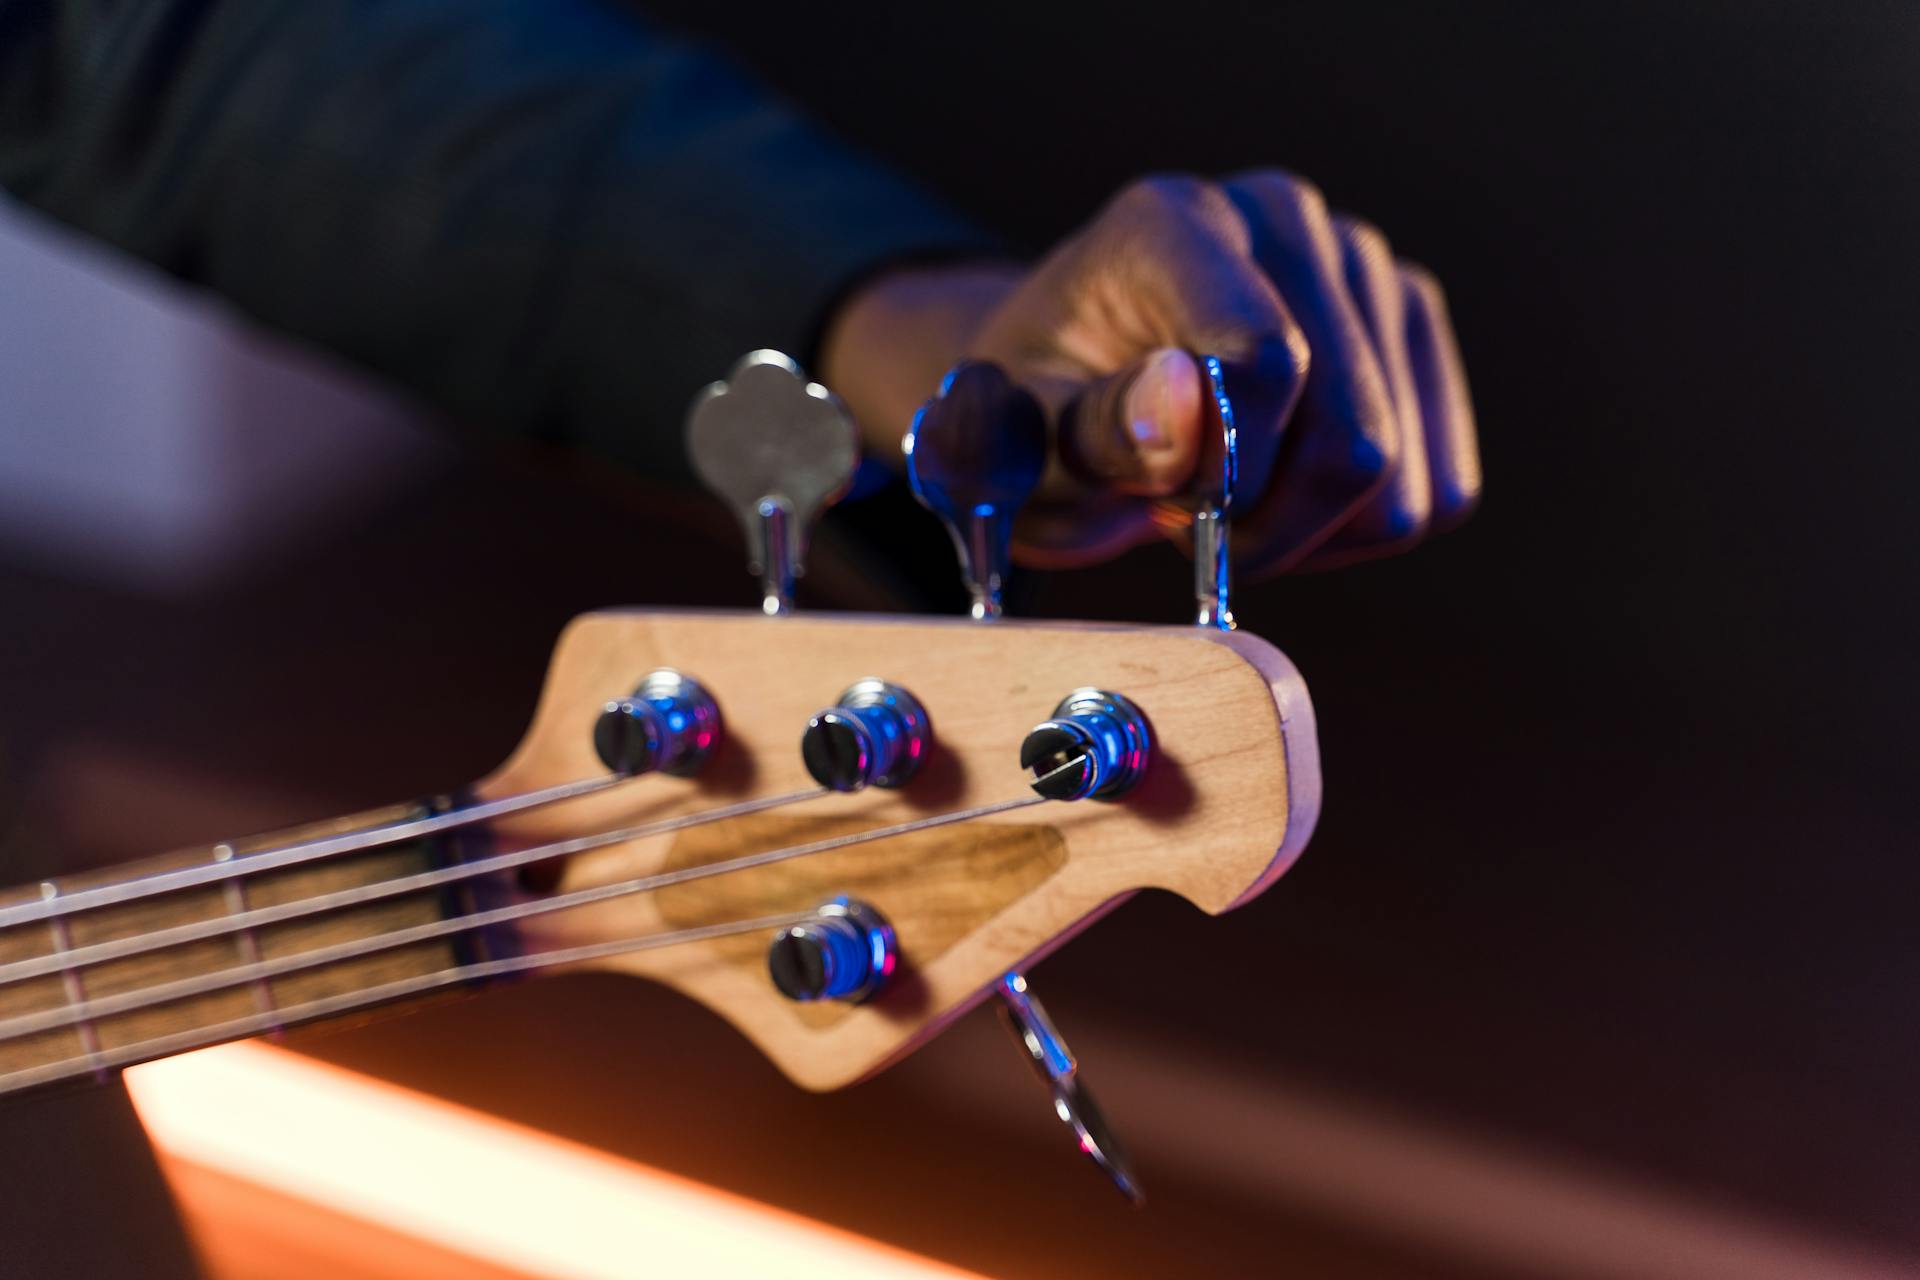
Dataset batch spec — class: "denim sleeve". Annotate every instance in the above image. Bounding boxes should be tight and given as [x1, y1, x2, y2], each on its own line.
[0, 0, 996, 483]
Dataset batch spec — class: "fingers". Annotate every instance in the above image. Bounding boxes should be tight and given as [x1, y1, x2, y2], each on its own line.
[1089, 177, 1309, 504]
[989, 175, 1308, 566]
[1399, 264, 1483, 528]
[1299, 215, 1434, 564]
[1222, 172, 1401, 577]
[980, 170, 1476, 575]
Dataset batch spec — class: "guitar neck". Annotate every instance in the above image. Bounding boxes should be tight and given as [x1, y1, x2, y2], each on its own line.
[0, 802, 490, 1096]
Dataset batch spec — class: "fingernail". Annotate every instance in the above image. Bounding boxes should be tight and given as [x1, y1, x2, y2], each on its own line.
[1125, 349, 1185, 452]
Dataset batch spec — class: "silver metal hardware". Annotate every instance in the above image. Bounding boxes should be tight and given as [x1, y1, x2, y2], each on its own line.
[767, 897, 897, 1004]
[1193, 352, 1237, 631]
[995, 971, 1144, 1204]
[800, 679, 931, 793]
[592, 668, 722, 777]
[905, 361, 1048, 621]
[1019, 688, 1153, 802]
[686, 350, 860, 616]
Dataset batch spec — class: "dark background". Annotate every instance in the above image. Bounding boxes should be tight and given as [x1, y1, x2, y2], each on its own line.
[647, 0, 1920, 1241]
[1, 0, 1915, 1274]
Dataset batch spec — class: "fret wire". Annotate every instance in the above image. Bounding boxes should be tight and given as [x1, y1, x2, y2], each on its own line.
[0, 911, 815, 1097]
[0, 787, 828, 990]
[39, 883, 106, 1082]
[0, 766, 1081, 1048]
[0, 772, 637, 931]
[213, 844, 280, 1035]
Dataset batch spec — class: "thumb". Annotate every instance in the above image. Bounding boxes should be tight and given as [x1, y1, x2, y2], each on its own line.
[1060, 347, 1205, 498]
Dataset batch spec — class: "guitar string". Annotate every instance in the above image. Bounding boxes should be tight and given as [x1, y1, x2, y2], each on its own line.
[0, 771, 647, 930]
[0, 788, 1054, 1042]
[0, 763, 1083, 1047]
[0, 786, 828, 990]
[0, 910, 816, 1096]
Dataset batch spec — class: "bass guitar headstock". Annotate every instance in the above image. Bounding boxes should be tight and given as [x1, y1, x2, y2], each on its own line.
[476, 349, 1319, 1202]
[481, 611, 1319, 1081]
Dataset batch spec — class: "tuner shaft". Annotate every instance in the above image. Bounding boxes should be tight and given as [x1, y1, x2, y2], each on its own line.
[1020, 689, 1152, 801]
[592, 669, 722, 778]
[1192, 352, 1238, 631]
[756, 497, 795, 616]
[905, 361, 1048, 623]
[801, 680, 930, 793]
[767, 897, 896, 1004]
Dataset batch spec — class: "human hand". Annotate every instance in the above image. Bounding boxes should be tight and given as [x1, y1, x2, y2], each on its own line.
[821, 172, 1479, 576]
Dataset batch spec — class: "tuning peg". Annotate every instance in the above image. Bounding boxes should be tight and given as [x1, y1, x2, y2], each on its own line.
[686, 350, 860, 616]
[1191, 353, 1238, 632]
[905, 362, 1048, 621]
[800, 679, 931, 793]
[996, 972, 1144, 1205]
[591, 669, 722, 777]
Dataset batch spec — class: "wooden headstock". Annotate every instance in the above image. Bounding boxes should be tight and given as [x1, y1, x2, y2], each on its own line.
[480, 609, 1319, 1090]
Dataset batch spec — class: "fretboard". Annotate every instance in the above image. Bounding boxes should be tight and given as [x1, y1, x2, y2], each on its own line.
[0, 802, 486, 1096]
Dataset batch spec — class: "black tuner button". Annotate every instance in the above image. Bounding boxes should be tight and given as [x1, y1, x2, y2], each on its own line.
[800, 679, 930, 793]
[767, 897, 896, 1003]
[1019, 689, 1152, 801]
[592, 669, 721, 777]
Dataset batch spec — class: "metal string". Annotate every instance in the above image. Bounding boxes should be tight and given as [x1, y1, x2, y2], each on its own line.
[0, 766, 1080, 1047]
[0, 787, 827, 990]
[0, 910, 815, 1096]
[0, 772, 644, 930]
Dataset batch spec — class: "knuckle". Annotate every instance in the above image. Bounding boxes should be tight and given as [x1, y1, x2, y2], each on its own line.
[1098, 172, 1244, 257]
[1398, 260, 1443, 303]
[1111, 173, 1237, 233]
[1432, 473, 1484, 528]
[1348, 433, 1396, 492]
[1397, 262, 1443, 297]
[1331, 403, 1400, 499]
[1376, 481, 1434, 543]
[1115, 173, 1210, 213]
[1228, 168, 1328, 221]
[1280, 323, 1312, 381]
[1338, 214, 1394, 269]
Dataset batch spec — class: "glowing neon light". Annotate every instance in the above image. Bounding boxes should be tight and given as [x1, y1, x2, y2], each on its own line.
[128, 1042, 979, 1280]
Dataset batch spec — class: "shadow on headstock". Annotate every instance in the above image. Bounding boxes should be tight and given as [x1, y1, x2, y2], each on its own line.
[478, 609, 1319, 1091]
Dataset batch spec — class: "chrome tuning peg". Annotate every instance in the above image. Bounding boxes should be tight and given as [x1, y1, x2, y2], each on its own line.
[997, 972, 1144, 1205]
[905, 361, 1048, 621]
[1191, 353, 1238, 632]
[592, 669, 722, 778]
[800, 679, 931, 793]
[686, 350, 860, 616]
[767, 897, 896, 1005]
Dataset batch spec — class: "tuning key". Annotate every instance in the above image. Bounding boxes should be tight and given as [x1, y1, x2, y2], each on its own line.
[998, 972, 1144, 1204]
[906, 362, 1048, 621]
[1020, 689, 1152, 802]
[592, 669, 721, 777]
[801, 679, 931, 793]
[1191, 353, 1238, 631]
[767, 897, 896, 1004]
[686, 351, 860, 616]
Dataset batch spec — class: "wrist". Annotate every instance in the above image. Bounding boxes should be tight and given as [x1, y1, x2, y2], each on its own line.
[819, 260, 1024, 461]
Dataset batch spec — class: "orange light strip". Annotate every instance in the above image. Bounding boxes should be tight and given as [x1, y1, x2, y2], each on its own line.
[127, 1042, 980, 1280]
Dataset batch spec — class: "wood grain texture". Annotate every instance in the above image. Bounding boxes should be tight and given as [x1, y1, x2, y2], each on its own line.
[480, 610, 1320, 1091]
[0, 805, 461, 1084]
